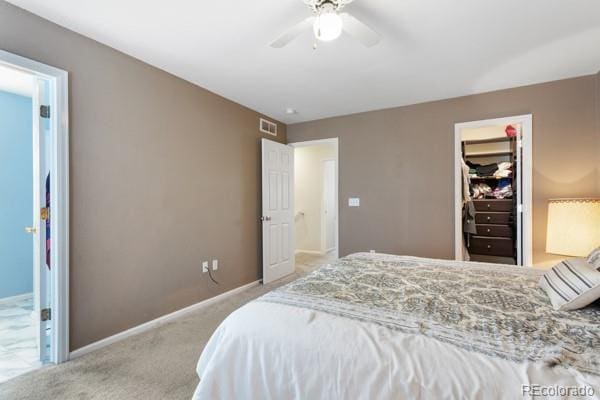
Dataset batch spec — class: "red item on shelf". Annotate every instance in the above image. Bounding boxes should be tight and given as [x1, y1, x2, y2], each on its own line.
[505, 124, 517, 137]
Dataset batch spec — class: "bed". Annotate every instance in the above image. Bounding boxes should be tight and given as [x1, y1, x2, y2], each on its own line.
[192, 253, 600, 399]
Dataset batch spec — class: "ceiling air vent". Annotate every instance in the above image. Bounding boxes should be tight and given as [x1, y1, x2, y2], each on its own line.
[259, 118, 277, 136]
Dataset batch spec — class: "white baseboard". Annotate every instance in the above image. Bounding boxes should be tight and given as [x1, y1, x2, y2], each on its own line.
[0, 292, 33, 305]
[295, 249, 324, 255]
[69, 280, 261, 360]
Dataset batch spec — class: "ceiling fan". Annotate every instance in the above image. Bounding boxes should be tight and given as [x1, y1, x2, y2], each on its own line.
[270, 0, 380, 48]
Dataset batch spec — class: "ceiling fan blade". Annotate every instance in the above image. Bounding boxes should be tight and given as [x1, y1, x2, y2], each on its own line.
[270, 17, 315, 48]
[340, 13, 380, 47]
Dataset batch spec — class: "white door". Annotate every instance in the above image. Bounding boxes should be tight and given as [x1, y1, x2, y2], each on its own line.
[322, 160, 336, 252]
[31, 77, 52, 362]
[515, 125, 523, 266]
[261, 139, 294, 284]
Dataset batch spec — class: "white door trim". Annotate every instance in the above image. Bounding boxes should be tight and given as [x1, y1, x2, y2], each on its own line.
[321, 158, 337, 253]
[0, 49, 70, 363]
[289, 138, 339, 259]
[454, 114, 533, 266]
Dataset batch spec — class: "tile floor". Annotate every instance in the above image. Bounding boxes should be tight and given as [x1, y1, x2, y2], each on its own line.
[295, 250, 337, 274]
[0, 294, 41, 383]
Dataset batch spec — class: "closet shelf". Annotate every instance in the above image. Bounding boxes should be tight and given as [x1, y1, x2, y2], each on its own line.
[465, 151, 512, 158]
[462, 137, 513, 145]
[470, 176, 512, 181]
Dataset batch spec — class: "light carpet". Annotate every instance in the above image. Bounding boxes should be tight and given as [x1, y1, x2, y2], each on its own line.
[0, 262, 323, 400]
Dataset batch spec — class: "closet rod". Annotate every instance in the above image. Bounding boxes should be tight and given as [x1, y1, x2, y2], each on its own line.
[462, 136, 513, 145]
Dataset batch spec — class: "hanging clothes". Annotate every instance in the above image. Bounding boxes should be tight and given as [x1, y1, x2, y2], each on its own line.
[461, 158, 476, 235]
[463, 201, 477, 234]
[461, 158, 471, 204]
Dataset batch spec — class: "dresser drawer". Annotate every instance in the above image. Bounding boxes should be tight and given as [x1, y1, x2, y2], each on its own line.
[475, 212, 512, 225]
[473, 199, 513, 212]
[475, 224, 513, 238]
[468, 236, 514, 257]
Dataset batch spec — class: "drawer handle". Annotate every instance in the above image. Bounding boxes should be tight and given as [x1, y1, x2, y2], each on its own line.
[486, 204, 491, 209]
[487, 245, 492, 249]
[486, 216, 491, 221]
[486, 228, 491, 233]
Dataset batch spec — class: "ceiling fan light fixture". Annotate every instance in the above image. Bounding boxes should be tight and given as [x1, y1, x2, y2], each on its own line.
[313, 11, 343, 42]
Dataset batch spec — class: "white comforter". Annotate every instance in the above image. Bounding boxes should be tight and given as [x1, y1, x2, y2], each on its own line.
[193, 254, 600, 400]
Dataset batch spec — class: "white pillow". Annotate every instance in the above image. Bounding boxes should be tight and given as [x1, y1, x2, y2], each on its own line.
[539, 258, 600, 311]
[587, 246, 600, 270]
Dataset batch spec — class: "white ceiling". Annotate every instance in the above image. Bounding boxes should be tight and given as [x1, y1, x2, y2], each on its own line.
[7, 0, 600, 123]
[0, 64, 33, 97]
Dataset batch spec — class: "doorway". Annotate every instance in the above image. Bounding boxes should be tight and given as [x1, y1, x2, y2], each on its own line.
[260, 138, 339, 284]
[0, 50, 69, 380]
[291, 138, 339, 271]
[454, 115, 532, 266]
[322, 159, 336, 253]
[0, 66, 39, 382]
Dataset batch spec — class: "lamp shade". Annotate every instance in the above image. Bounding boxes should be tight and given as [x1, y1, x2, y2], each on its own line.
[546, 198, 600, 257]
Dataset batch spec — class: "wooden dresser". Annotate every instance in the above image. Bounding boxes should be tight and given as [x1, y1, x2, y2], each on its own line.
[468, 199, 515, 259]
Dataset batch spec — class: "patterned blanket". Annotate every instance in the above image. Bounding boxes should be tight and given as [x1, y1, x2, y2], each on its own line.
[258, 253, 600, 376]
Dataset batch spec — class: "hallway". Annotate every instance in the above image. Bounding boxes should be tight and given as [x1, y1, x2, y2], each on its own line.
[295, 251, 337, 275]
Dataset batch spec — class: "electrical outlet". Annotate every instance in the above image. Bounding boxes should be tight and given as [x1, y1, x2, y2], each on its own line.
[202, 261, 208, 273]
[212, 259, 218, 270]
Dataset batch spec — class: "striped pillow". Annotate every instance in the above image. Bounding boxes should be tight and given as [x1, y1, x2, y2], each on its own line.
[587, 247, 600, 270]
[539, 258, 600, 311]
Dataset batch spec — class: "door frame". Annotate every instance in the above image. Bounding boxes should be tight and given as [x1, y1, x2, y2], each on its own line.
[289, 138, 339, 259]
[0, 49, 70, 363]
[321, 158, 337, 254]
[453, 114, 532, 266]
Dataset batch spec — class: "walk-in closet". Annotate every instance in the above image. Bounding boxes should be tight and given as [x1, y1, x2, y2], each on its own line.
[454, 116, 533, 266]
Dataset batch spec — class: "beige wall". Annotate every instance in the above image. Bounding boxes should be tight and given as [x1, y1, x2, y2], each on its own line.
[288, 75, 600, 265]
[294, 144, 336, 252]
[2, 0, 598, 350]
[0, 1, 286, 350]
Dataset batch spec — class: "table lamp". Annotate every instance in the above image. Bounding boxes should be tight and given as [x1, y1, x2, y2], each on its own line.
[546, 198, 600, 256]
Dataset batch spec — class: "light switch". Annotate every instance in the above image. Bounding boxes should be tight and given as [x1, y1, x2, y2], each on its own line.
[348, 198, 360, 207]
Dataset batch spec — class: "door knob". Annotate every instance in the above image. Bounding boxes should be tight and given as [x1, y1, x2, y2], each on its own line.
[261, 216, 272, 221]
[25, 226, 37, 234]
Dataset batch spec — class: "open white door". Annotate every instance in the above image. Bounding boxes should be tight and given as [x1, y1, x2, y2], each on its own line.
[261, 139, 295, 284]
[322, 160, 336, 252]
[31, 77, 52, 363]
[515, 125, 523, 266]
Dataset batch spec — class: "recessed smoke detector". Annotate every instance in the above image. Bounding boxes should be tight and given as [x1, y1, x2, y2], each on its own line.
[285, 108, 297, 115]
